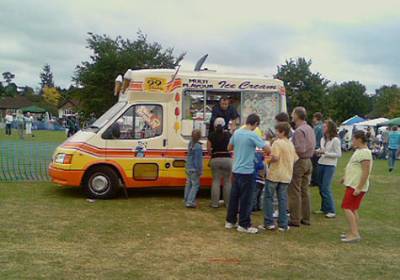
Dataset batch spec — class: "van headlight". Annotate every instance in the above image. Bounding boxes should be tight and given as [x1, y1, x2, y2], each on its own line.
[54, 153, 73, 164]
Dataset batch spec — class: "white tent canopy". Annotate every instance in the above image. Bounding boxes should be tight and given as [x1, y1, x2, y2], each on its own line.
[355, 118, 389, 127]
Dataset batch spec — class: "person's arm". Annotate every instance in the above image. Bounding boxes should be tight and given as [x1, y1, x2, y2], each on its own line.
[324, 138, 342, 158]
[270, 143, 280, 162]
[292, 129, 306, 156]
[354, 160, 371, 196]
[252, 133, 271, 155]
[230, 107, 240, 130]
[193, 144, 203, 175]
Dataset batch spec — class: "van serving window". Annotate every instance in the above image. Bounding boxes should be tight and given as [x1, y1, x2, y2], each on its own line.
[104, 104, 163, 140]
[181, 90, 239, 137]
[181, 90, 281, 137]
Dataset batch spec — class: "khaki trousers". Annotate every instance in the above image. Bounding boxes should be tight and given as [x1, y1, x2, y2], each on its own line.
[288, 159, 312, 225]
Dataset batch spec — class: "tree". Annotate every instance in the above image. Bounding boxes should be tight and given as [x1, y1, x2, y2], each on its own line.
[326, 81, 371, 123]
[2, 72, 15, 85]
[43, 86, 61, 106]
[40, 64, 54, 89]
[275, 58, 329, 119]
[73, 32, 183, 116]
[370, 85, 400, 118]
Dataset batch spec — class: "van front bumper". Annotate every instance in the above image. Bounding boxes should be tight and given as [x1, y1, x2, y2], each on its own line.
[48, 164, 84, 187]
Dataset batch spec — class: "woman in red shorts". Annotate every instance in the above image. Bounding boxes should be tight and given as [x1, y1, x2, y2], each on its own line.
[340, 130, 373, 243]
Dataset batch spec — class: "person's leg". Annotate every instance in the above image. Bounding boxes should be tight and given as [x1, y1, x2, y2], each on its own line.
[184, 171, 192, 203]
[186, 172, 200, 206]
[354, 210, 360, 230]
[388, 149, 394, 170]
[319, 165, 336, 214]
[238, 174, 254, 229]
[221, 158, 232, 208]
[226, 174, 240, 224]
[318, 164, 327, 213]
[277, 183, 289, 229]
[263, 180, 276, 226]
[300, 159, 312, 224]
[288, 160, 305, 226]
[210, 159, 222, 207]
[344, 209, 359, 238]
[310, 155, 320, 187]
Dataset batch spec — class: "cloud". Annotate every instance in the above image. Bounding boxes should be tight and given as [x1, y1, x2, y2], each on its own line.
[0, 0, 399, 92]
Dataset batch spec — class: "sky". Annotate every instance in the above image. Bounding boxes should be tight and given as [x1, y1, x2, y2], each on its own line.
[1, 0, 400, 93]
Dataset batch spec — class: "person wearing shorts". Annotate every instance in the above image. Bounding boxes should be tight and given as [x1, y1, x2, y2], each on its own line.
[340, 130, 373, 243]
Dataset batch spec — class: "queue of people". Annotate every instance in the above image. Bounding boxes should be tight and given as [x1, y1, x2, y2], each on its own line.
[184, 97, 375, 243]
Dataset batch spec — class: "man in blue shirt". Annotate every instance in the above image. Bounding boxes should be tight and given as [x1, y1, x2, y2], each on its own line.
[225, 114, 271, 234]
[209, 97, 239, 133]
[388, 126, 400, 172]
[311, 112, 323, 187]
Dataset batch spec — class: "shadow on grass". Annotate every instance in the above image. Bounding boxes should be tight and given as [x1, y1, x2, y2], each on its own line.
[52, 185, 211, 200]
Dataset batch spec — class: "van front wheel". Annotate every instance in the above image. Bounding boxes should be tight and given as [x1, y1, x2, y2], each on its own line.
[84, 166, 119, 199]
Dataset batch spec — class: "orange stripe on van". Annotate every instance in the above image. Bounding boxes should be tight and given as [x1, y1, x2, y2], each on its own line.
[61, 141, 200, 159]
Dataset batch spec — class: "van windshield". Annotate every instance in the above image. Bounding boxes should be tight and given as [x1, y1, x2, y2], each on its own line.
[89, 102, 127, 130]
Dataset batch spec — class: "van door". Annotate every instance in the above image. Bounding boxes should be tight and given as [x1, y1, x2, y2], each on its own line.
[103, 103, 167, 187]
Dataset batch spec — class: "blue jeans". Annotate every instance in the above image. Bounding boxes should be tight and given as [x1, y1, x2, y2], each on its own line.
[263, 180, 288, 229]
[226, 173, 255, 228]
[388, 149, 398, 169]
[317, 164, 336, 214]
[184, 171, 200, 206]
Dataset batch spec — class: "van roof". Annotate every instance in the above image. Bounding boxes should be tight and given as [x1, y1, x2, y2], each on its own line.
[123, 68, 283, 84]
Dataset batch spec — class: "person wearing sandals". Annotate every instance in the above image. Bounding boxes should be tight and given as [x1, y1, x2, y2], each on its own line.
[207, 118, 232, 208]
[314, 120, 342, 219]
[259, 122, 298, 232]
[184, 129, 203, 208]
[340, 130, 373, 243]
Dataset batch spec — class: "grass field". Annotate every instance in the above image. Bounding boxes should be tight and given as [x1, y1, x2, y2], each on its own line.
[0, 129, 66, 142]
[0, 131, 399, 279]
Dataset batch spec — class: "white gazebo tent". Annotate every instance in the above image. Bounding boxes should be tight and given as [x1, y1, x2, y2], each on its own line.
[355, 118, 389, 128]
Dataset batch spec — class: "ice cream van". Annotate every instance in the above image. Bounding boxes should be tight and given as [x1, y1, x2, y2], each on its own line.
[49, 67, 286, 198]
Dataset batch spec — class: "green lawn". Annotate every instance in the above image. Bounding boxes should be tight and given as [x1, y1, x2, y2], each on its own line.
[0, 153, 399, 279]
[0, 129, 66, 143]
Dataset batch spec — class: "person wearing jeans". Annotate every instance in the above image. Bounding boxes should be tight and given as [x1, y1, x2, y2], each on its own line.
[184, 130, 203, 208]
[5, 111, 13, 135]
[264, 181, 289, 230]
[388, 126, 400, 172]
[315, 120, 342, 218]
[225, 114, 270, 234]
[260, 122, 298, 231]
[207, 117, 232, 208]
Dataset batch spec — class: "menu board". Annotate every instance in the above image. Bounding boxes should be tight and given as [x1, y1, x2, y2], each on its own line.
[241, 92, 280, 134]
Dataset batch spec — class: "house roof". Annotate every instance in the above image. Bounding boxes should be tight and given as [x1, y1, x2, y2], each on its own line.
[58, 98, 80, 109]
[0, 96, 32, 109]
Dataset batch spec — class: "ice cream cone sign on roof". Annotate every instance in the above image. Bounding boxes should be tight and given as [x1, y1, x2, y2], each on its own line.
[114, 75, 123, 96]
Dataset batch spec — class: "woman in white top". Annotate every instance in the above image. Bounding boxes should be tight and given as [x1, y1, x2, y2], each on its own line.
[25, 112, 33, 136]
[315, 120, 342, 218]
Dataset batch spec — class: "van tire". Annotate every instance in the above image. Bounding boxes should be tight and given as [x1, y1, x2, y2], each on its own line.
[83, 166, 119, 199]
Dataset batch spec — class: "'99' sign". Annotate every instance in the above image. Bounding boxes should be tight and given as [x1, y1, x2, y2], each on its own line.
[144, 77, 167, 92]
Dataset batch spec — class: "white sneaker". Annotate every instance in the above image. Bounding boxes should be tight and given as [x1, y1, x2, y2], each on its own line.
[237, 226, 258, 234]
[278, 226, 290, 232]
[325, 213, 336, 218]
[225, 222, 236, 229]
[258, 224, 276, 231]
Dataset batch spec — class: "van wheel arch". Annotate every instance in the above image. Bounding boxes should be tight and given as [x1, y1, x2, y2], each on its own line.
[82, 164, 124, 199]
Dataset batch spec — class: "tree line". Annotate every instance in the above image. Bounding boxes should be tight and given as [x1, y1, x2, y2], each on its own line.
[1, 32, 399, 122]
